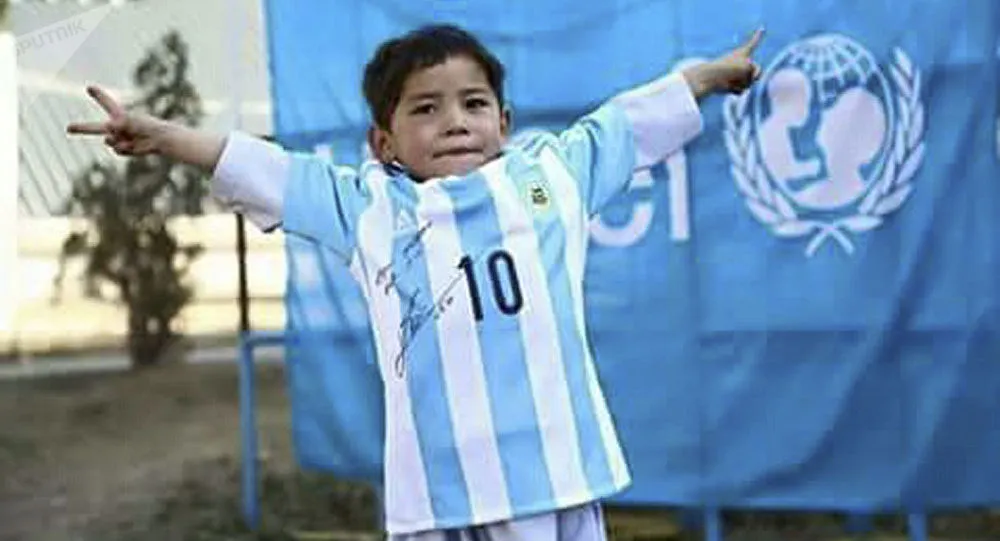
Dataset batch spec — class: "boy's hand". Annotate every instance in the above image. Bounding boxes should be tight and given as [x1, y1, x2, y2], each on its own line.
[67, 85, 167, 157]
[684, 28, 765, 98]
[67, 85, 225, 171]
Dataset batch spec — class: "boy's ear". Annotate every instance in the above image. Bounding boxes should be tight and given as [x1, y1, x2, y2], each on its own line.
[367, 125, 395, 163]
[500, 105, 512, 137]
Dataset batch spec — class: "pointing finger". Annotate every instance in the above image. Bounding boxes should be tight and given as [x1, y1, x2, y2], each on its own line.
[66, 121, 109, 135]
[86, 85, 126, 119]
[741, 27, 765, 56]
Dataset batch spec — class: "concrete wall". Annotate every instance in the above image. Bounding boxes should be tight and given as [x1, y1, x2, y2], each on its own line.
[2, 214, 287, 355]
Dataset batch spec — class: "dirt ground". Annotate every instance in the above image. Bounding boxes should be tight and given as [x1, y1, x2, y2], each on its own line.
[0, 360, 997, 541]
[0, 361, 377, 541]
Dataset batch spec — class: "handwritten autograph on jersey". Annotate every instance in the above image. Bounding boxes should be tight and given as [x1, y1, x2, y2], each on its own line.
[375, 221, 432, 296]
[392, 274, 465, 377]
[371, 220, 477, 378]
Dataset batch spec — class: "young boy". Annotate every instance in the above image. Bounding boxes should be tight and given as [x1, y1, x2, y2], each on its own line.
[69, 24, 763, 541]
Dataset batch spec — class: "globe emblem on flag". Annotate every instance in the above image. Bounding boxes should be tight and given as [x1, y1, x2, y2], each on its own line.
[755, 36, 895, 209]
[724, 34, 927, 257]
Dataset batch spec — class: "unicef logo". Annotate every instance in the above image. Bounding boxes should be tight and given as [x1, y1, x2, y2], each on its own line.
[724, 35, 926, 256]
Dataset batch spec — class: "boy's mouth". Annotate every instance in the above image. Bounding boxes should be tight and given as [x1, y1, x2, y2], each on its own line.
[433, 147, 482, 158]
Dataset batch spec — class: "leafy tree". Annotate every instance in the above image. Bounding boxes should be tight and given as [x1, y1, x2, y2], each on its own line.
[57, 31, 208, 366]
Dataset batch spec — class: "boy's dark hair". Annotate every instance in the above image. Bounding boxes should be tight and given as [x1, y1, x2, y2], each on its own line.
[363, 24, 506, 130]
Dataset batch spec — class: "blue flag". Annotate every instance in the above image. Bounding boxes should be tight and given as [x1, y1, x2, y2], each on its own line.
[268, 0, 1000, 510]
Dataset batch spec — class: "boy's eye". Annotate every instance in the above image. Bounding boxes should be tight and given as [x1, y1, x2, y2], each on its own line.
[411, 103, 435, 115]
[466, 98, 489, 109]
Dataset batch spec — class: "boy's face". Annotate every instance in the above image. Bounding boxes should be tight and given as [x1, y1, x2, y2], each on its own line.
[370, 55, 509, 180]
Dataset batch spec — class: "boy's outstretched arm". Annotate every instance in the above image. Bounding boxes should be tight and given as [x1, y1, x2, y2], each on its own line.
[67, 85, 365, 256]
[610, 27, 766, 169]
[67, 85, 288, 231]
[562, 28, 766, 215]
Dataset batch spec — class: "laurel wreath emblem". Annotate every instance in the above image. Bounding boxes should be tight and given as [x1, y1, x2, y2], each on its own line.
[723, 48, 926, 257]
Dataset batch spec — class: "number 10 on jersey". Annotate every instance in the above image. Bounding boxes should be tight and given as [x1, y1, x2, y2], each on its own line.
[458, 250, 524, 321]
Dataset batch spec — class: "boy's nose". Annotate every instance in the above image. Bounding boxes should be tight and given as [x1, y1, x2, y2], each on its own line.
[444, 124, 470, 137]
[443, 107, 470, 135]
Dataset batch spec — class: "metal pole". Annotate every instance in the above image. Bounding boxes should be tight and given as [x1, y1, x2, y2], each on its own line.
[237, 213, 250, 333]
[227, 0, 258, 530]
[239, 335, 260, 527]
[227, 0, 250, 335]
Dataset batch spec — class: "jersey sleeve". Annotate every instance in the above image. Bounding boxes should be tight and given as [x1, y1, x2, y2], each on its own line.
[210, 131, 369, 260]
[556, 72, 703, 215]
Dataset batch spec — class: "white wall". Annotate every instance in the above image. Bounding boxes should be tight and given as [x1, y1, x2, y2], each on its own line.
[3, 214, 288, 353]
[0, 30, 17, 332]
